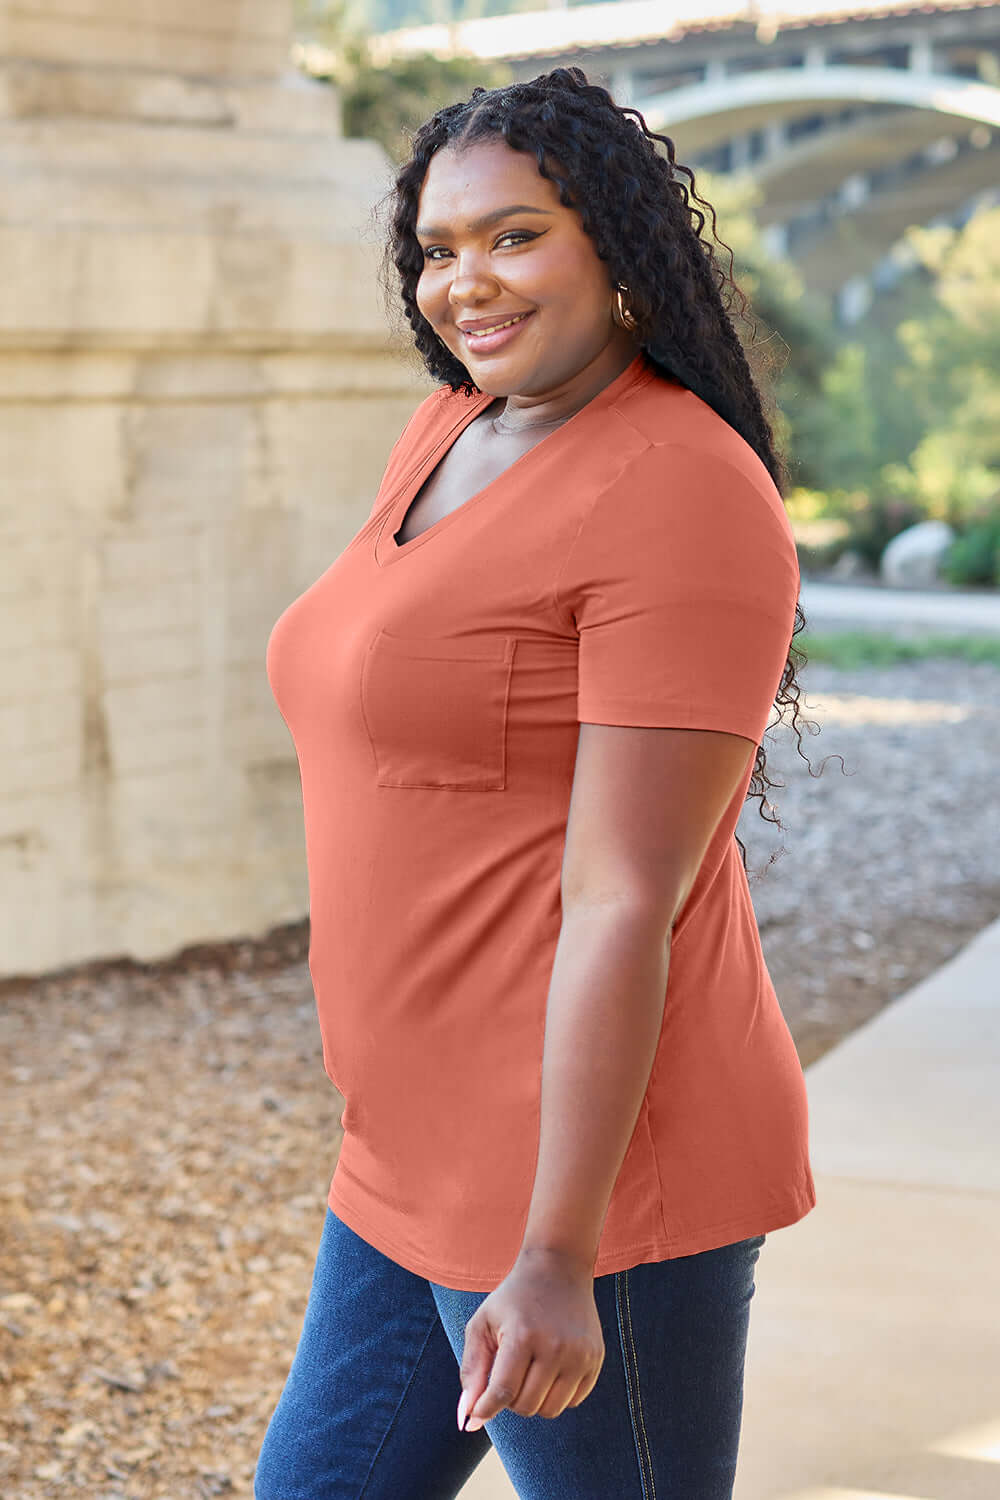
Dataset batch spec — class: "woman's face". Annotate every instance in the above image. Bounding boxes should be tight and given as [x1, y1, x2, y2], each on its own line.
[414, 137, 636, 399]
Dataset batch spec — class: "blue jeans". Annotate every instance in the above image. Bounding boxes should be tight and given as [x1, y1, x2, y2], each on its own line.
[253, 1208, 765, 1500]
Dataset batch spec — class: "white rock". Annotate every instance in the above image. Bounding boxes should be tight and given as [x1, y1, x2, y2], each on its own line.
[880, 520, 956, 586]
[829, 548, 874, 580]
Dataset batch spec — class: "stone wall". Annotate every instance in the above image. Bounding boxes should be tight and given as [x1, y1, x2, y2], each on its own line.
[0, 1, 431, 974]
[1, 0, 293, 76]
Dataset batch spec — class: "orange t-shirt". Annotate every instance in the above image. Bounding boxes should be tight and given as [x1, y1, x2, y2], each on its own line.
[265, 351, 816, 1291]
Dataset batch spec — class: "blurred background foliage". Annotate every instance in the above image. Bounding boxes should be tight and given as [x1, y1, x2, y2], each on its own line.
[785, 207, 1000, 584]
[294, 0, 1000, 586]
[293, 0, 511, 160]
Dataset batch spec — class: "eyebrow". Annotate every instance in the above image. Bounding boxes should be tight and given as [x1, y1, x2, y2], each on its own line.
[415, 204, 554, 239]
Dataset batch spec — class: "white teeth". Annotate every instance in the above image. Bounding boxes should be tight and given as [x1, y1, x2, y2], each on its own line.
[466, 313, 529, 337]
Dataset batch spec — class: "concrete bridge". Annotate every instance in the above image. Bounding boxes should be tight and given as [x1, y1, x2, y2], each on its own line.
[356, 0, 1000, 322]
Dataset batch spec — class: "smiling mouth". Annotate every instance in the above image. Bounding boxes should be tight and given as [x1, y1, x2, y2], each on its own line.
[461, 312, 533, 339]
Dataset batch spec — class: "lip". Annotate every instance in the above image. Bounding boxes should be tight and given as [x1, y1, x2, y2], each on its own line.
[456, 311, 532, 331]
[457, 309, 535, 356]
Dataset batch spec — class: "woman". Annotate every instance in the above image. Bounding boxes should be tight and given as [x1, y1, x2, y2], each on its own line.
[256, 65, 817, 1500]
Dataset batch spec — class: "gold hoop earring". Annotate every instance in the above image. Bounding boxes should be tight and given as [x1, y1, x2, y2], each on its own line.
[613, 283, 638, 331]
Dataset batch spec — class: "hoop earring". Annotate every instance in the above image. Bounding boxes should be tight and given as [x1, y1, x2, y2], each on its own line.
[613, 283, 638, 331]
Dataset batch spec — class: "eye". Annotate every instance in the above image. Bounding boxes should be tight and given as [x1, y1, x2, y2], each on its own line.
[420, 229, 540, 261]
[495, 230, 538, 248]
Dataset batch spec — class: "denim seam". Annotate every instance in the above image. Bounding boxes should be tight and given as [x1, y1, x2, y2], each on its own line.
[623, 1268, 657, 1499]
[356, 1312, 443, 1500]
[615, 1269, 654, 1500]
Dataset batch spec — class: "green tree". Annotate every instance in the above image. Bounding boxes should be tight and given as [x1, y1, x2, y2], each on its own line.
[341, 51, 510, 162]
[293, 0, 510, 162]
[780, 202, 1000, 579]
[687, 170, 840, 490]
[886, 209, 1000, 519]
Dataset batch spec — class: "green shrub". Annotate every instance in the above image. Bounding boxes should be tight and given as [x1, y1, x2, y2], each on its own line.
[941, 510, 1000, 586]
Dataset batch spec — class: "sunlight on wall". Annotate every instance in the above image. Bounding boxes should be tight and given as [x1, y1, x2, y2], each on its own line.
[928, 1415, 1000, 1463]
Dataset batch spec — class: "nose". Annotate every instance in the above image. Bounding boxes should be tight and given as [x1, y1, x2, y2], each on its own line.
[447, 249, 501, 312]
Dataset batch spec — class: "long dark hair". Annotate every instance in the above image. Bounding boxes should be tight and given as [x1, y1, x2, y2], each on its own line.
[379, 65, 826, 872]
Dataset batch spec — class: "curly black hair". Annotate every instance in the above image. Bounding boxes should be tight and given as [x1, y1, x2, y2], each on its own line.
[378, 65, 829, 873]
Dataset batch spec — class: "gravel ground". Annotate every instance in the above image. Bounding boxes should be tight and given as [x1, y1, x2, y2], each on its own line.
[741, 654, 1000, 1065]
[1, 652, 998, 1498]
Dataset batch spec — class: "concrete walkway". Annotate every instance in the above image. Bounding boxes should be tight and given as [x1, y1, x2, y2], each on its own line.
[799, 578, 1000, 634]
[458, 916, 1000, 1499]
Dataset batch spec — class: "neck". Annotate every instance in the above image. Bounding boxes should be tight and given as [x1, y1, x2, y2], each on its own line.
[492, 409, 570, 435]
[492, 341, 639, 433]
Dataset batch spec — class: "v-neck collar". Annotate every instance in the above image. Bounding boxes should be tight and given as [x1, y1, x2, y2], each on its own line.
[374, 351, 654, 567]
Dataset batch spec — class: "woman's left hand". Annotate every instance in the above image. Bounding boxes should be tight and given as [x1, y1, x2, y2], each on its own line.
[457, 1248, 606, 1430]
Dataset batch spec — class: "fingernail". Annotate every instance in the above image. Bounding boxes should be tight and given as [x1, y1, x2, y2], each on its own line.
[457, 1389, 469, 1431]
[465, 1416, 485, 1432]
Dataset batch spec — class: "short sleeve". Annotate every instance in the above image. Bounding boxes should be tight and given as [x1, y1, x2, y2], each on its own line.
[554, 442, 800, 747]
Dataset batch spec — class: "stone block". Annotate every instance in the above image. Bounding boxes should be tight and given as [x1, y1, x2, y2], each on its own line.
[2, 1, 292, 77]
[0, 594, 74, 649]
[5, 739, 81, 795]
[1, 530, 76, 602]
[104, 716, 209, 776]
[0, 61, 342, 134]
[0, 402, 127, 516]
[0, 690, 79, 751]
[1, 642, 79, 699]
[100, 627, 200, 684]
[98, 584, 199, 637]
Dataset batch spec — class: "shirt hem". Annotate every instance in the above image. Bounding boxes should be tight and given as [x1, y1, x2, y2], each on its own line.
[577, 704, 767, 746]
[327, 1176, 817, 1293]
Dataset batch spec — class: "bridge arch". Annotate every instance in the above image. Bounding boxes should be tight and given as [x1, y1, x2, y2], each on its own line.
[640, 67, 1000, 316]
[640, 66, 1000, 152]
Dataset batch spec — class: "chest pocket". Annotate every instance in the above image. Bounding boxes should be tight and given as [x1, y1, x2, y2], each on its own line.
[361, 629, 517, 790]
